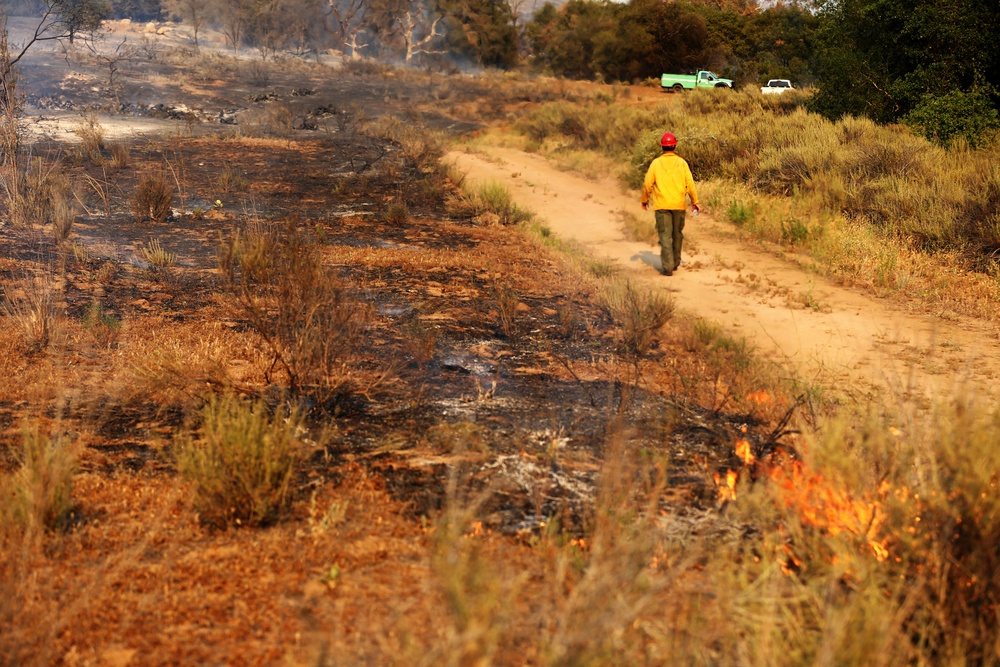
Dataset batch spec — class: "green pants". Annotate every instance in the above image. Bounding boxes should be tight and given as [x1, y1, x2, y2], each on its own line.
[655, 209, 685, 274]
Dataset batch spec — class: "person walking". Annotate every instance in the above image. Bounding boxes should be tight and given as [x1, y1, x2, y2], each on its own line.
[641, 132, 700, 276]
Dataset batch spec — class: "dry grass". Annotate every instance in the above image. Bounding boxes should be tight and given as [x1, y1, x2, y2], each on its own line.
[131, 171, 174, 223]
[73, 114, 105, 163]
[176, 393, 305, 528]
[2, 422, 76, 535]
[139, 237, 178, 269]
[600, 277, 674, 360]
[2, 274, 62, 351]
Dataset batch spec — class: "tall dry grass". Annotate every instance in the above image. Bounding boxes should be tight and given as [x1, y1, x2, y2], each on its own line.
[400, 394, 1000, 665]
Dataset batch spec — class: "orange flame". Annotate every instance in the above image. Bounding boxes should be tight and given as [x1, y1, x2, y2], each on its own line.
[768, 463, 889, 562]
[735, 438, 755, 465]
[714, 469, 739, 502]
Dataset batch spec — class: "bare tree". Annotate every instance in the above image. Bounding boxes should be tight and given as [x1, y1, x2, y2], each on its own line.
[395, 1, 442, 63]
[164, 0, 208, 47]
[209, 0, 256, 56]
[323, 0, 368, 58]
[4, 0, 109, 66]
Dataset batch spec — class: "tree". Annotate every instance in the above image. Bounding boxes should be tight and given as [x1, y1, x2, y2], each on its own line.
[437, 0, 518, 68]
[323, 0, 369, 58]
[811, 0, 1000, 127]
[396, 0, 443, 62]
[3, 0, 110, 62]
[164, 0, 207, 46]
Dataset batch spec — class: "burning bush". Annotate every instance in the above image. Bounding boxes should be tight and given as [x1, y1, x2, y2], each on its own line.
[712, 398, 1000, 664]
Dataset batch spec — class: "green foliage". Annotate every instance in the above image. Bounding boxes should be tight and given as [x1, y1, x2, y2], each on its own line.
[726, 200, 758, 227]
[528, 0, 712, 82]
[82, 300, 122, 348]
[527, 0, 818, 85]
[176, 394, 303, 528]
[438, 0, 519, 68]
[904, 88, 1000, 148]
[457, 180, 533, 226]
[811, 0, 1000, 124]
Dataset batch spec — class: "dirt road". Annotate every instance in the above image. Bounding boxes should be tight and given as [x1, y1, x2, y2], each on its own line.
[449, 146, 1000, 405]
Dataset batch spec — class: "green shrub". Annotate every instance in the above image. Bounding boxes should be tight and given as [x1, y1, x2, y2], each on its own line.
[82, 301, 122, 348]
[177, 394, 303, 527]
[904, 88, 1000, 148]
[458, 180, 533, 226]
[726, 200, 759, 227]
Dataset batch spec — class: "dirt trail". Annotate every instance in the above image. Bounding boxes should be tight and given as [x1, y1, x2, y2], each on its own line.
[449, 146, 1000, 405]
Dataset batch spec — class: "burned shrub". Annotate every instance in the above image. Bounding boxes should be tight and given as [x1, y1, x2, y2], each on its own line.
[219, 219, 369, 407]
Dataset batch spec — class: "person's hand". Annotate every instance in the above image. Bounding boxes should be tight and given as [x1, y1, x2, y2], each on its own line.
[692, 204, 700, 215]
[641, 202, 648, 211]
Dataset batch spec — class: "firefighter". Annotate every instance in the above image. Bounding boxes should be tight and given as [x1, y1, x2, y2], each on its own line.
[641, 132, 700, 276]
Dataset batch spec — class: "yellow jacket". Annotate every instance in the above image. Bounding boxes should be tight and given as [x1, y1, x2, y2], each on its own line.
[641, 152, 699, 211]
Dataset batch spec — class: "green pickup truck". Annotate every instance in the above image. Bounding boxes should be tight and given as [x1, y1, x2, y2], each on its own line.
[661, 70, 734, 92]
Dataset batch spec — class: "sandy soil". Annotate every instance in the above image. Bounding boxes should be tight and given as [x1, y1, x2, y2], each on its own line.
[449, 146, 1000, 406]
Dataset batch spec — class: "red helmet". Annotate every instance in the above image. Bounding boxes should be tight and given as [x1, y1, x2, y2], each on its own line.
[660, 132, 677, 148]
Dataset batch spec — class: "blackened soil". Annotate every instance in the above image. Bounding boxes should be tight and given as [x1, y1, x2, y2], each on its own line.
[1, 65, 782, 535]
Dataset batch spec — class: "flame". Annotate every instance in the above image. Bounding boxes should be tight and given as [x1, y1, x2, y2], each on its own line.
[747, 390, 772, 406]
[735, 438, 755, 465]
[714, 469, 739, 502]
[768, 462, 890, 562]
[721, 428, 892, 567]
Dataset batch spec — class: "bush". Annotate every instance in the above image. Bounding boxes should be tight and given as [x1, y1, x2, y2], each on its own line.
[457, 180, 533, 226]
[131, 171, 174, 222]
[726, 200, 759, 227]
[601, 278, 673, 359]
[219, 219, 369, 404]
[4, 424, 75, 533]
[384, 201, 410, 226]
[82, 301, 121, 349]
[177, 394, 303, 527]
[904, 89, 1000, 148]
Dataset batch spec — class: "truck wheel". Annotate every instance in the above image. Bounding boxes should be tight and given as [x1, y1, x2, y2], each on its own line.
[672, 84, 683, 93]
[715, 83, 730, 88]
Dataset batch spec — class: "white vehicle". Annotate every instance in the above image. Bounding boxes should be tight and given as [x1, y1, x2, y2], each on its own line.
[761, 79, 794, 94]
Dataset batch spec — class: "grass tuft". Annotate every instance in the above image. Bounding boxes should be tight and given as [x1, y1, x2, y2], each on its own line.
[3, 423, 76, 534]
[131, 171, 174, 222]
[176, 393, 303, 528]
